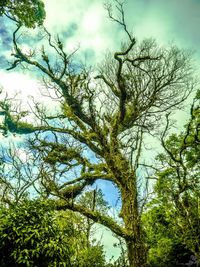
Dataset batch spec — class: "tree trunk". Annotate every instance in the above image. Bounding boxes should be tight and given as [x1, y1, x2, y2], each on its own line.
[121, 175, 147, 267]
[126, 239, 147, 267]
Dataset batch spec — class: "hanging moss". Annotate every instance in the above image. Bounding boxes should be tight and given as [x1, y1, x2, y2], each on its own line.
[4, 115, 36, 135]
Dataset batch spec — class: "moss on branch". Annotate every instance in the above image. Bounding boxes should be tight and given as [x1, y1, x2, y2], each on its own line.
[56, 201, 132, 240]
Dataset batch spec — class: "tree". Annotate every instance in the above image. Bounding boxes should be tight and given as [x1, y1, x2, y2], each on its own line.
[0, 198, 110, 267]
[0, 144, 40, 205]
[143, 91, 200, 265]
[0, 199, 72, 266]
[142, 202, 196, 266]
[0, 153, 113, 266]
[56, 189, 111, 267]
[77, 189, 110, 249]
[0, 0, 46, 28]
[0, 1, 196, 266]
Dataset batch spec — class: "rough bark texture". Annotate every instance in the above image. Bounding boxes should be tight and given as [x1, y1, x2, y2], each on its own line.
[122, 180, 147, 266]
[104, 148, 147, 266]
[120, 172, 147, 266]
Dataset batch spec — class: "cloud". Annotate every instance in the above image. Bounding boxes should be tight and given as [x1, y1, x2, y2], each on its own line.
[0, 71, 60, 124]
[0, 71, 41, 101]
[43, 0, 120, 64]
[0, 18, 13, 50]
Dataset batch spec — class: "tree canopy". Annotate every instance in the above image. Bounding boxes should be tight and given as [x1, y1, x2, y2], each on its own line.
[0, 0, 45, 27]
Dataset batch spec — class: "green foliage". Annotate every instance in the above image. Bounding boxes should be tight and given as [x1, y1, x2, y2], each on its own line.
[0, 199, 72, 266]
[0, 0, 46, 27]
[76, 246, 107, 267]
[0, 1, 197, 265]
[143, 202, 195, 266]
[143, 96, 200, 266]
[55, 210, 108, 267]
[55, 190, 111, 267]
[0, 198, 111, 267]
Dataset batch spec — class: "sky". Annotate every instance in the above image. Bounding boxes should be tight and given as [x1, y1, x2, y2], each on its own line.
[42, 0, 200, 58]
[0, 0, 200, 261]
[1, 0, 199, 124]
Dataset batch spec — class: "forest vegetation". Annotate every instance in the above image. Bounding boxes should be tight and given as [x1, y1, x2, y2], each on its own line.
[0, 0, 199, 266]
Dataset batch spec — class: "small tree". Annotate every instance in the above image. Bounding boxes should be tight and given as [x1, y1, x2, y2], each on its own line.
[143, 91, 200, 265]
[0, 199, 72, 266]
[0, 1, 197, 266]
[56, 189, 111, 267]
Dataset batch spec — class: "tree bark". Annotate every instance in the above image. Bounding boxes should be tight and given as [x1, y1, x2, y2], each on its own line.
[121, 174, 147, 267]
[126, 239, 147, 267]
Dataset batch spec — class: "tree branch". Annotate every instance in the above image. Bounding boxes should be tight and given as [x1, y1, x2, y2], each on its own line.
[56, 200, 132, 240]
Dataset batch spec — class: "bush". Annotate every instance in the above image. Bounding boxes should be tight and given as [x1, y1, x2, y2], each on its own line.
[0, 200, 72, 266]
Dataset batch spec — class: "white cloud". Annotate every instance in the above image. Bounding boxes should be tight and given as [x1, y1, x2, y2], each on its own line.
[0, 71, 41, 101]
[43, 0, 119, 63]
[0, 132, 24, 144]
[82, 6, 102, 34]
[43, 0, 88, 31]
[0, 70, 61, 103]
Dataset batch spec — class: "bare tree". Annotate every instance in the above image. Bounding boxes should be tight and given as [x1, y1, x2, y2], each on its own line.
[0, 1, 196, 266]
[0, 144, 41, 206]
